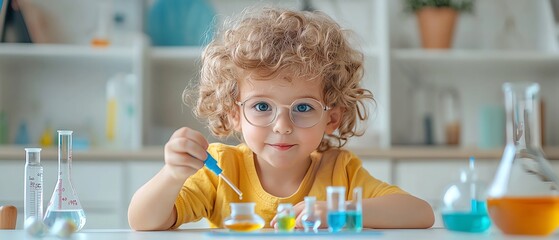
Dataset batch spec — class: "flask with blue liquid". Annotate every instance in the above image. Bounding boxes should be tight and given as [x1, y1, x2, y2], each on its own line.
[441, 157, 491, 232]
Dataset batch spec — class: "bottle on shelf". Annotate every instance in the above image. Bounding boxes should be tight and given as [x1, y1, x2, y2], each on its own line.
[439, 87, 461, 146]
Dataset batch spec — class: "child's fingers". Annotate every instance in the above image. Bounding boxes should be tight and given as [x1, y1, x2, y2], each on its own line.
[293, 201, 306, 228]
[169, 127, 209, 150]
[269, 216, 277, 229]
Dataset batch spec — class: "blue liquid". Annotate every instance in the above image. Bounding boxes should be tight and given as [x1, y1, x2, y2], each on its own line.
[443, 200, 490, 233]
[345, 211, 362, 232]
[327, 211, 346, 232]
[43, 209, 86, 231]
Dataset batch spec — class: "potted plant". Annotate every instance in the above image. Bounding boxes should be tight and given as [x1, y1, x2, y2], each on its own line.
[404, 0, 474, 49]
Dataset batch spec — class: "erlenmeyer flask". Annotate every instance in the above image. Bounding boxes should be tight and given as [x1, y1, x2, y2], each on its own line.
[487, 83, 559, 236]
[44, 130, 86, 231]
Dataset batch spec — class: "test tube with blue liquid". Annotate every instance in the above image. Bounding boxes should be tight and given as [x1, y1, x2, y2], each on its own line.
[205, 152, 243, 199]
[327, 186, 346, 232]
[441, 157, 491, 232]
[345, 187, 362, 232]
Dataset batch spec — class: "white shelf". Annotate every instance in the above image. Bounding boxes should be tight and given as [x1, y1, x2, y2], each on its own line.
[0, 43, 136, 60]
[392, 49, 559, 75]
[150, 47, 203, 63]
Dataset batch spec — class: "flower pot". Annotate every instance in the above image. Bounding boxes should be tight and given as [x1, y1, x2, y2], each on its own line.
[416, 7, 458, 49]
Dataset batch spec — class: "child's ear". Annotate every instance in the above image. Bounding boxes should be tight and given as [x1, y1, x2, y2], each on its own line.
[325, 106, 342, 134]
[229, 109, 242, 132]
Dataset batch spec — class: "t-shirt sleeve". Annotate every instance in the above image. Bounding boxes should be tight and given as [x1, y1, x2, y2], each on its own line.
[171, 161, 219, 229]
[342, 151, 408, 198]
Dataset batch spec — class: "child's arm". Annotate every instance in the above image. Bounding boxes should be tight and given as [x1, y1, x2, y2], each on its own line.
[361, 194, 434, 229]
[128, 127, 209, 230]
[289, 194, 433, 229]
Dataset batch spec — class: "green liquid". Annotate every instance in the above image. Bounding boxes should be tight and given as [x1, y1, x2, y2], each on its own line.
[277, 216, 295, 232]
[345, 210, 362, 232]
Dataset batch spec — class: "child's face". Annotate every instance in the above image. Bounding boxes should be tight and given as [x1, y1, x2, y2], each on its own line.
[235, 75, 340, 170]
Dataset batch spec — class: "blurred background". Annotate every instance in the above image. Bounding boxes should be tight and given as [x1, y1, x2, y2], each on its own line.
[0, 0, 558, 230]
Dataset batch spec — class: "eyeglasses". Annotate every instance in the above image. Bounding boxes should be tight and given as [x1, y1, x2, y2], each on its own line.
[236, 97, 331, 128]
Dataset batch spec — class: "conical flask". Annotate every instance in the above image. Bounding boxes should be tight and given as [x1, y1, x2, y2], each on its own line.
[44, 130, 86, 231]
[487, 83, 559, 236]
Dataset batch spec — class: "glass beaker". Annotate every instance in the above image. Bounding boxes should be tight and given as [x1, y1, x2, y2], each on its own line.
[327, 186, 346, 232]
[487, 83, 559, 236]
[275, 203, 295, 232]
[223, 202, 264, 232]
[44, 130, 86, 231]
[24, 148, 43, 221]
[345, 187, 363, 232]
[441, 157, 491, 232]
[301, 196, 321, 232]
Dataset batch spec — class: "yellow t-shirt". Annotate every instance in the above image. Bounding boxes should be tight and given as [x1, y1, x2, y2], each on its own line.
[172, 143, 407, 229]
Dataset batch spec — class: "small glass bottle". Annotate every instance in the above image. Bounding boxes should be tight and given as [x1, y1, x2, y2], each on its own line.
[44, 130, 86, 231]
[487, 83, 559, 236]
[441, 157, 491, 232]
[301, 196, 321, 232]
[327, 186, 346, 232]
[276, 203, 295, 232]
[223, 202, 264, 232]
[24, 148, 43, 221]
[345, 187, 363, 232]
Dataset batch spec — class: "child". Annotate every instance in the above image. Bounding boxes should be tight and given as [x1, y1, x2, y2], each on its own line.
[128, 6, 434, 230]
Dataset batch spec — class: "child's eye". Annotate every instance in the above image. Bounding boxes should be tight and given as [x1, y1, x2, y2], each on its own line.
[293, 103, 313, 112]
[254, 102, 271, 112]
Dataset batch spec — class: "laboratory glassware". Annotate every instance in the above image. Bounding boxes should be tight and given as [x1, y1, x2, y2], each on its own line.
[24, 148, 43, 221]
[301, 196, 321, 232]
[44, 130, 86, 231]
[223, 202, 264, 232]
[327, 186, 346, 232]
[345, 187, 363, 232]
[205, 152, 243, 199]
[487, 82, 559, 236]
[441, 157, 490, 232]
[275, 203, 295, 232]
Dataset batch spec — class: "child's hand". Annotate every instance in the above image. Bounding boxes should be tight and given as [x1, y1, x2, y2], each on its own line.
[163, 127, 210, 181]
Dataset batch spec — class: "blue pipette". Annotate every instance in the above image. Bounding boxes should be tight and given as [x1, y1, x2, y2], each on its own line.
[205, 152, 243, 199]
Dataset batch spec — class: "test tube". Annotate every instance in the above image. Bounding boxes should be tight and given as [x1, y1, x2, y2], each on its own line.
[327, 186, 346, 232]
[24, 148, 43, 221]
[346, 187, 363, 232]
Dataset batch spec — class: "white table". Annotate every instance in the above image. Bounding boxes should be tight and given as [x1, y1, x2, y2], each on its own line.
[1, 228, 558, 240]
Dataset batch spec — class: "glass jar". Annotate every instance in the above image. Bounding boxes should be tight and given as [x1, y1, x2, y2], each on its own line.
[487, 82, 559, 236]
[275, 203, 295, 232]
[223, 202, 264, 232]
[441, 157, 491, 232]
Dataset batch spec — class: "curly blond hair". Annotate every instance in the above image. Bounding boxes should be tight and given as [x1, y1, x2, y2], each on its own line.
[188, 6, 374, 151]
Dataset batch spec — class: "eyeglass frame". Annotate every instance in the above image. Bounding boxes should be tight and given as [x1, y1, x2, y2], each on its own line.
[236, 97, 331, 128]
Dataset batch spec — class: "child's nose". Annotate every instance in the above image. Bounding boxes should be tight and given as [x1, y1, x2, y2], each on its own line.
[272, 108, 293, 134]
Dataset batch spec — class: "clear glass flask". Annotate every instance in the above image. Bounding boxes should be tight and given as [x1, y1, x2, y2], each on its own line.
[345, 187, 363, 232]
[24, 148, 43, 221]
[275, 203, 295, 232]
[44, 130, 86, 231]
[223, 202, 264, 232]
[487, 83, 559, 236]
[327, 186, 346, 232]
[301, 196, 321, 232]
[441, 157, 491, 232]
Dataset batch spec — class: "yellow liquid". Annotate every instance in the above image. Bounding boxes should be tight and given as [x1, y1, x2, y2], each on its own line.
[487, 196, 559, 236]
[277, 216, 295, 231]
[224, 222, 263, 232]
